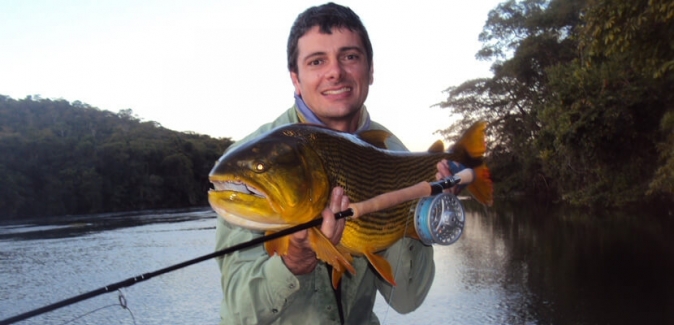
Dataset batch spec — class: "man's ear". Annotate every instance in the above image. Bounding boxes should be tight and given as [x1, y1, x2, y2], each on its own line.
[290, 71, 302, 95]
[369, 64, 374, 85]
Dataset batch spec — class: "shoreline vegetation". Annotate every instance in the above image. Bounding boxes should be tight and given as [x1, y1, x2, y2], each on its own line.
[2, 0, 673, 219]
[0, 95, 233, 219]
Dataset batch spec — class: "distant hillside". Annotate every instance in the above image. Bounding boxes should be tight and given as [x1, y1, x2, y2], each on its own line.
[0, 95, 233, 219]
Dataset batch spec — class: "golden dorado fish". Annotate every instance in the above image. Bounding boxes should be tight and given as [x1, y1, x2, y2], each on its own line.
[208, 122, 492, 287]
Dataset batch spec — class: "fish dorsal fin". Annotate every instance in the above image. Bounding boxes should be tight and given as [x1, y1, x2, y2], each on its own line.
[357, 130, 391, 149]
[428, 140, 445, 153]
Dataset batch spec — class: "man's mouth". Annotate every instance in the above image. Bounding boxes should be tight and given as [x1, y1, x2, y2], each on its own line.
[322, 87, 351, 95]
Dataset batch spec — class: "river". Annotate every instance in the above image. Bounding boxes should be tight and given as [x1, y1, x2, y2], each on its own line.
[1, 200, 673, 324]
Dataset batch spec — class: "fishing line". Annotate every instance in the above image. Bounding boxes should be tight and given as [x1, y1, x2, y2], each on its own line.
[0, 211, 353, 325]
[380, 208, 412, 325]
[1, 176, 464, 325]
[56, 290, 136, 325]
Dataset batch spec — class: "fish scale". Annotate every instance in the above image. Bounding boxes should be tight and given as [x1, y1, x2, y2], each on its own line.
[208, 122, 492, 285]
[302, 131, 459, 254]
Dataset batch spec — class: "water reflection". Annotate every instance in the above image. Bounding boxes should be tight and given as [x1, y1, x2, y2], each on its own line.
[0, 208, 214, 241]
[2, 202, 673, 324]
[375, 199, 674, 324]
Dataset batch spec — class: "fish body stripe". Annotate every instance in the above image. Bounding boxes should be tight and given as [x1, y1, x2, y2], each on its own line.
[304, 131, 466, 254]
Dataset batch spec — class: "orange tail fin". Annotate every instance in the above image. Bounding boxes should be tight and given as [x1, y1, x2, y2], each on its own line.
[468, 165, 493, 206]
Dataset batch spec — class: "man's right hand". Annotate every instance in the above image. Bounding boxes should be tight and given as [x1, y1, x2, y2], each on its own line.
[282, 187, 349, 275]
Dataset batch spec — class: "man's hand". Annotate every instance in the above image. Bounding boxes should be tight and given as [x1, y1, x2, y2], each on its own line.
[282, 187, 349, 275]
[436, 159, 460, 195]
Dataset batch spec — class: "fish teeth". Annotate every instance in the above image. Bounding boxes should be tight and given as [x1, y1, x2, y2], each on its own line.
[213, 181, 264, 198]
[245, 184, 264, 197]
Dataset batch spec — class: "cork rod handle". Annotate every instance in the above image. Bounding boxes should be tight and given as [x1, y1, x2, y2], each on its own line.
[348, 168, 474, 219]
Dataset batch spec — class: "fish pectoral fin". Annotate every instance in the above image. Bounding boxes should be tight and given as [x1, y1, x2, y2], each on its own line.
[331, 246, 354, 289]
[308, 228, 356, 275]
[264, 232, 290, 257]
[331, 268, 344, 289]
[363, 249, 397, 286]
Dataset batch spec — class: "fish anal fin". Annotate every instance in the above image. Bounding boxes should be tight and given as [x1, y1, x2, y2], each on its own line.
[405, 225, 421, 240]
[357, 130, 391, 149]
[363, 249, 397, 286]
[428, 140, 445, 153]
[468, 165, 494, 207]
[308, 228, 356, 276]
[264, 232, 290, 257]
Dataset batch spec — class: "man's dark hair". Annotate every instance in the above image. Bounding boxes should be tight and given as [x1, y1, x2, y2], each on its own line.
[287, 2, 373, 74]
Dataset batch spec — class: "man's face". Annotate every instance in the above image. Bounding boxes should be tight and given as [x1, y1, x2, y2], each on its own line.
[290, 26, 373, 129]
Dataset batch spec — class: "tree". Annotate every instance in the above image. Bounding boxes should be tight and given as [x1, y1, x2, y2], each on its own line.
[436, 0, 584, 197]
[0, 95, 234, 219]
[537, 0, 673, 206]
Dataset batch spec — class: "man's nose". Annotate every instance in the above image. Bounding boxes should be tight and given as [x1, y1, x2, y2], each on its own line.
[324, 59, 344, 81]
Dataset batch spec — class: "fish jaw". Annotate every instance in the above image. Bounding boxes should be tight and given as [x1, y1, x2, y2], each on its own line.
[209, 131, 333, 228]
[208, 175, 291, 228]
[209, 196, 291, 231]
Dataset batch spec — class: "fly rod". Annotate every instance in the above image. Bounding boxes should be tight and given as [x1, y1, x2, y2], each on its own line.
[0, 170, 471, 325]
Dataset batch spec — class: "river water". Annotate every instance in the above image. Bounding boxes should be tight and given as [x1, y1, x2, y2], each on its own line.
[1, 200, 673, 324]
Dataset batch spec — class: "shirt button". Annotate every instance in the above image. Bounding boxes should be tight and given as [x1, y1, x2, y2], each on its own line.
[289, 283, 295, 289]
[272, 308, 278, 313]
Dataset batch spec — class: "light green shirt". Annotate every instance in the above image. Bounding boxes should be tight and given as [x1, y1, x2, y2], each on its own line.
[215, 106, 435, 325]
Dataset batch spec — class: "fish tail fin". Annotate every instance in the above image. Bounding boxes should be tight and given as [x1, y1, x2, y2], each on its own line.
[449, 121, 493, 206]
[468, 165, 494, 207]
[452, 121, 487, 162]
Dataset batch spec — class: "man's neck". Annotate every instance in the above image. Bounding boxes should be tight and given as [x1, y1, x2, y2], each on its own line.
[321, 116, 360, 133]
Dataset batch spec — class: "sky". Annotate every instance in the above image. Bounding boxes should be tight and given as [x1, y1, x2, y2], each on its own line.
[0, 0, 501, 152]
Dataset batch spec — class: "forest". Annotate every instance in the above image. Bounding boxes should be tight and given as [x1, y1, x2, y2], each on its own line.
[436, 0, 673, 208]
[0, 95, 233, 219]
[1, 0, 673, 219]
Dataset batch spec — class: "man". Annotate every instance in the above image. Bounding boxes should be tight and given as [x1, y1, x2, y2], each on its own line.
[215, 3, 454, 324]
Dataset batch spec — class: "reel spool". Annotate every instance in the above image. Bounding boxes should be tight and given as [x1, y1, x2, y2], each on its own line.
[414, 193, 465, 246]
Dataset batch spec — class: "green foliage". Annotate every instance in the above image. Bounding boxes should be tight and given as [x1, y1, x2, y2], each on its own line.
[0, 95, 233, 219]
[438, 0, 674, 208]
[437, 0, 583, 199]
[539, 60, 664, 206]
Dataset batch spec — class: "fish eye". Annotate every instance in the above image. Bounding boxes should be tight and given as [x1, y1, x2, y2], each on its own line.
[253, 161, 266, 173]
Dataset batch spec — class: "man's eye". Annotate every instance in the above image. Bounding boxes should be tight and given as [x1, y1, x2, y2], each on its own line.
[308, 59, 323, 66]
[345, 54, 359, 61]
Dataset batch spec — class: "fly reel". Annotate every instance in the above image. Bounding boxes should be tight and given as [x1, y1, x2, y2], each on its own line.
[414, 192, 465, 246]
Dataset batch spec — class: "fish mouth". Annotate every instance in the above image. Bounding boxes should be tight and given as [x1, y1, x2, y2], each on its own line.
[212, 180, 265, 198]
[214, 209, 291, 231]
[208, 177, 292, 231]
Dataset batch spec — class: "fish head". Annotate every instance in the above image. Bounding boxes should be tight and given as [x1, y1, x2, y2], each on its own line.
[208, 129, 330, 231]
